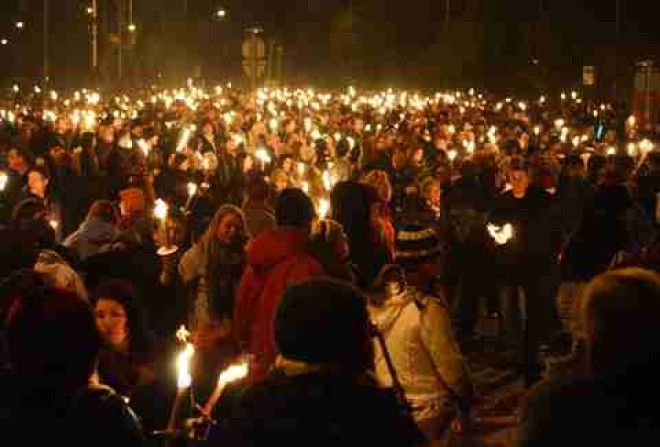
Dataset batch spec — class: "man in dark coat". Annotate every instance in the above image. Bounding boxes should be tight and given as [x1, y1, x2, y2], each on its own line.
[489, 157, 564, 386]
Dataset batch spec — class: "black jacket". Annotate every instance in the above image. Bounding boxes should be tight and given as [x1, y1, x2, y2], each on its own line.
[218, 370, 426, 446]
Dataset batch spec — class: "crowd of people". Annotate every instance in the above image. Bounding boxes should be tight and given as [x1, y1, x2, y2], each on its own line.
[0, 83, 659, 445]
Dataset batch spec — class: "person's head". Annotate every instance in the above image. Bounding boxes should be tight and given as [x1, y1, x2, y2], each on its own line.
[578, 268, 660, 379]
[202, 121, 215, 136]
[92, 279, 148, 353]
[410, 146, 425, 165]
[27, 165, 50, 199]
[275, 279, 373, 373]
[118, 187, 146, 218]
[336, 139, 350, 159]
[275, 188, 315, 230]
[507, 156, 530, 198]
[99, 125, 115, 144]
[7, 148, 29, 173]
[208, 205, 246, 245]
[11, 198, 55, 249]
[564, 154, 586, 177]
[55, 117, 70, 135]
[362, 169, 392, 203]
[392, 149, 407, 171]
[310, 218, 350, 263]
[237, 152, 251, 172]
[245, 177, 271, 205]
[86, 200, 119, 224]
[4, 287, 101, 391]
[394, 224, 442, 290]
[271, 169, 289, 192]
[420, 177, 441, 205]
[280, 155, 294, 173]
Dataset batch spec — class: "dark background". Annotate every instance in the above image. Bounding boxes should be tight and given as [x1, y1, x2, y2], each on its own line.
[0, 0, 657, 96]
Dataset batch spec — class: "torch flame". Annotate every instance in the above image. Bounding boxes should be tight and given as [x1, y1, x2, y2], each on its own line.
[318, 198, 330, 219]
[176, 324, 190, 343]
[487, 223, 514, 245]
[176, 343, 195, 389]
[217, 361, 249, 387]
[154, 199, 169, 221]
[187, 182, 198, 197]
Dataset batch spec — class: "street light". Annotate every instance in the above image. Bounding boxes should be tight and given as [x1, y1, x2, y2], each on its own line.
[1, 39, 8, 46]
[216, 8, 227, 19]
[127, 23, 136, 33]
[86, 6, 94, 15]
[15, 21, 24, 30]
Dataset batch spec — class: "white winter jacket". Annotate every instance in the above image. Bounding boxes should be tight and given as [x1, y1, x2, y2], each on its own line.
[369, 288, 472, 421]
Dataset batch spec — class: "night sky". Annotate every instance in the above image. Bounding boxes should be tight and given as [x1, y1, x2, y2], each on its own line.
[0, 0, 658, 93]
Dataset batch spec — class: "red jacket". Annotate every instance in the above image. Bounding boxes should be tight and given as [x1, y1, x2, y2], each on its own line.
[233, 228, 324, 381]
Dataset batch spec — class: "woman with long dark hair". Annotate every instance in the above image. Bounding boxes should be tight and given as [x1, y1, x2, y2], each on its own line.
[331, 181, 392, 289]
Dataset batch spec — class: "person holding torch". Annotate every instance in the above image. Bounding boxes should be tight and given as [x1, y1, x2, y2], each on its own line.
[488, 156, 564, 387]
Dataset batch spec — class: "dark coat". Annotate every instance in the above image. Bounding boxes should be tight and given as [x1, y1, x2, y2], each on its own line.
[218, 370, 426, 446]
[489, 186, 564, 281]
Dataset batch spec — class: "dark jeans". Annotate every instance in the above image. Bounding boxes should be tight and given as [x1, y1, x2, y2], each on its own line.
[500, 265, 562, 385]
[450, 244, 498, 336]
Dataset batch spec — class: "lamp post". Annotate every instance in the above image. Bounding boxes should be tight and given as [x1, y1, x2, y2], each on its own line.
[89, 0, 99, 78]
[43, 0, 49, 84]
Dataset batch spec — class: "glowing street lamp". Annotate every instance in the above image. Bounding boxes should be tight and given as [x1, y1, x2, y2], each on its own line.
[15, 22, 24, 30]
[216, 8, 227, 19]
[1, 39, 8, 46]
[86, 6, 94, 15]
[127, 23, 136, 33]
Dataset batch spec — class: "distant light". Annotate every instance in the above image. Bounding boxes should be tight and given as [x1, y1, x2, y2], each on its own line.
[12, 84, 19, 93]
[86, 6, 94, 15]
[0, 39, 7, 46]
[216, 9, 226, 18]
[127, 23, 136, 32]
[15, 22, 24, 30]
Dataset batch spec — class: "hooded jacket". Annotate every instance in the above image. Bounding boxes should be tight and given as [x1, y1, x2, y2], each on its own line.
[369, 288, 472, 424]
[63, 218, 120, 260]
[233, 228, 323, 382]
[34, 249, 88, 301]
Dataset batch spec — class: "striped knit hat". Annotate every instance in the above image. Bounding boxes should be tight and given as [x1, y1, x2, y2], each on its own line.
[394, 224, 441, 267]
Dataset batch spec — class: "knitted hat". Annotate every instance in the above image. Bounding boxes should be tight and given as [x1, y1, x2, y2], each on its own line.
[395, 224, 441, 267]
[275, 279, 371, 371]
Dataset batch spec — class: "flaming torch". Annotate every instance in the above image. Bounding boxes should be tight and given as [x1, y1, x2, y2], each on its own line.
[0, 171, 7, 191]
[202, 360, 249, 417]
[487, 223, 514, 245]
[167, 331, 195, 432]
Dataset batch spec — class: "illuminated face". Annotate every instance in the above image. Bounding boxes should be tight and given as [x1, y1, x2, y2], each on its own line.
[215, 212, 243, 244]
[28, 171, 48, 198]
[100, 127, 114, 144]
[274, 177, 288, 192]
[203, 123, 214, 136]
[509, 169, 530, 198]
[426, 184, 441, 205]
[226, 139, 237, 156]
[55, 118, 70, 135]
[282, 158, 293, 173]
[243, 155, 254, 172]
[412, 148, 424, 164]
[95, 298, 129, 349]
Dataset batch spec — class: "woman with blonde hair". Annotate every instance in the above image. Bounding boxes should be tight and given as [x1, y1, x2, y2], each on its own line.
[179, 206, 247, 352]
